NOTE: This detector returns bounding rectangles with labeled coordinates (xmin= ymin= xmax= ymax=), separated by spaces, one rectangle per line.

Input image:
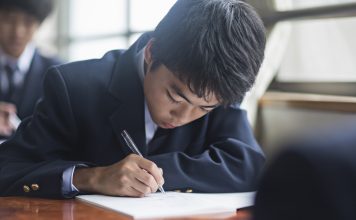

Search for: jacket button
xmin=185 ymin=188 xmax=193 ymax=193
xmin=31 ymin=184 xmax=40 ymax=191
xmin=23 ymin=185 xmax=30 ymax=193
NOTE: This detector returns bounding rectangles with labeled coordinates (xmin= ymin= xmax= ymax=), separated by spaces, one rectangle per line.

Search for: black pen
xmin=121 ymin=129 xmax=166 ymax=193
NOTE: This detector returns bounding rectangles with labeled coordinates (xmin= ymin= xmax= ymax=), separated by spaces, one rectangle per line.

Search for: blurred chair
xmin=253 ymin=122 xmax=356 ymax=220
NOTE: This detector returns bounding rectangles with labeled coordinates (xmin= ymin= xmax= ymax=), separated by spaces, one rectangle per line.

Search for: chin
xmin=6 ymin=45 xmax=25 ymax=57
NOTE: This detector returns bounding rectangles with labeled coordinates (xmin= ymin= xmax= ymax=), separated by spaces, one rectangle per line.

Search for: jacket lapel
xmin=108 ymin=34 xmax=152 ymax=156
xmin=12 ymin=51 xmax=43 ymax=117
xmin=110 ymin=101 xmax=146 ymax=156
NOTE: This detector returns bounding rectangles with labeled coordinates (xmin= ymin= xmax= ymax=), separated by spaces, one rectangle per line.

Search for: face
xmin=143 ymin=40 xmax=220 ymax=129
xmin=0 ymin=9 xmax=40 ymax=58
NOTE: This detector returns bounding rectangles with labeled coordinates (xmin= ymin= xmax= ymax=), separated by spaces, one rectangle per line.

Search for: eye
xmin=166 ymin=90 xmax=181 ymax=104
xmin=200 ymin=107 xmax=211 ymax=113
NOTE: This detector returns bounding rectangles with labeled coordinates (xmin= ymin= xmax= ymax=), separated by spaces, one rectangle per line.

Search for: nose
xmin=13 ymin=22 xmax=26 ymax=39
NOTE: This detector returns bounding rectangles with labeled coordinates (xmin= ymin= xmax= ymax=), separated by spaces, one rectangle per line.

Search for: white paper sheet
xmin=77 ymin=191 xmax=255 ymax=219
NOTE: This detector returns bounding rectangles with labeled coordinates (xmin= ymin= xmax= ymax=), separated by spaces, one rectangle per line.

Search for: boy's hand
xmin=0 ymin=102 xmax=17 ymax=136
xmin=73 ymin=154 xmax=164 ymax=197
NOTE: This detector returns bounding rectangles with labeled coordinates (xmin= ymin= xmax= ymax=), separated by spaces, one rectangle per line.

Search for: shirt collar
xmin=135 ymin=46 xmax=145 ymax=83
xmin=0 ymin=42 xmax=36 ymax=73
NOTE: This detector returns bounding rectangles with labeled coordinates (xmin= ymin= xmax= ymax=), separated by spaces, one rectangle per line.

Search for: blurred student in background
xmin=0 ymin=0 xmax=60 ymax=138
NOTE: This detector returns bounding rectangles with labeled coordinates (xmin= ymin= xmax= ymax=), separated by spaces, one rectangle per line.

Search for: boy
xmin=0 ymin=0 xmax=60 ymax=137
xmin=0 ymin=0 xmax=266 ymax=198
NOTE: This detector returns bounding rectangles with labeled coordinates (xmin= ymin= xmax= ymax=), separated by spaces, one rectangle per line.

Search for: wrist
xmin=73 ymin=167 xmax=102 ymax=193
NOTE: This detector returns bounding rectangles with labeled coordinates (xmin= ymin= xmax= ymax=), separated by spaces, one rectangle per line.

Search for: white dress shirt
xmin=135 ymin=47 xmax=158 ymax=144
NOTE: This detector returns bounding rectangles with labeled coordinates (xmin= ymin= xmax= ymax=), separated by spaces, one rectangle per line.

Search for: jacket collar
xmin=109 ymin=33 xmax=153 ymax=156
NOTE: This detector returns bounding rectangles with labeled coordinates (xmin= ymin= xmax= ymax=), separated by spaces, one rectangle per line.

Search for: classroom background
xmin=35 ymin=0 xmax=356 ymax=157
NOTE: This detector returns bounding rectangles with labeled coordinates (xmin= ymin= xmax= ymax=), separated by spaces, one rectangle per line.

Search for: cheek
xmin=191 ymin=110 xmax=206 ymax=122
xmin=146 ymin=89 xmax=169 ymax=116
xmin=26 ymin=27 xmax=37 ymax=39
xmin=155 ymin=97 xmax=174 ymax=116
xmin=189 ymin=107 xmax=210 ymax=121
xmin=170 ymin=105 xmax=206 ymax=123
xmin=149 ymin=86 xmax=171 ymax=108
xmin=0 ymin=25 xmax=10 ymax=37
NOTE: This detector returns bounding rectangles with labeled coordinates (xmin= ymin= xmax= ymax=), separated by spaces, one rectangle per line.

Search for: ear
xmin=144 ymin=38 xmax=155 ymax=67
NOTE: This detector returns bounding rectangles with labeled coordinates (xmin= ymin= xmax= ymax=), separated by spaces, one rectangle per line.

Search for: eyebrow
xmin=170 ymin=84 xmax=218 ymax=109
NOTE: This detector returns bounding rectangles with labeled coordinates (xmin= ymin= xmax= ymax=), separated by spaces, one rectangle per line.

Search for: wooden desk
xmin=0 ymin=197 xmax=252 ymax=220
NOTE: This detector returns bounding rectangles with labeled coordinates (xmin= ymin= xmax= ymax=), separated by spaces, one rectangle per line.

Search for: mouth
xmin=8 ymin=42 xmax=24 ymax=50
xmin=161 ymin=122 xmax=177 ymax=129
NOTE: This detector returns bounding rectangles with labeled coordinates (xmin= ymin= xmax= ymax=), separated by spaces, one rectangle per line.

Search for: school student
xmin=0 ymin=0 xmax=60 ymax=137
xmin=0 ymin=0 xmax=266 ymax=198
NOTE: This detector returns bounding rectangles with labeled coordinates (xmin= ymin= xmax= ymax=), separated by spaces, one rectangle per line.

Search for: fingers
xmin=88 ymin=155 xmax=165 ymax=197
xmin=114 ymin=171 xmax=154 ymax=196
xmin=0 ymin=113 xmax=14 ymax=136
xmin=0 ymin=102 xmax=17 ymax=114
xmin=127 ymin=186 xmax=145 ymax=197
xmin=135 ymin=169 xmax=159 ymax=193
xmin=0 ymin=102 xmax=17 ymax=136
xmin=136 ymin=157 xmax=165 ymax=187
xmin=0 ymin=126 xmax=12 ymax=136
xmin=131 ymin=175 xmax=155 ymax=195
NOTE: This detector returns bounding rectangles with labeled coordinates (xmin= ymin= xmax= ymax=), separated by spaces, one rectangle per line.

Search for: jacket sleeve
xmin=147 ymin=104 xmax=265 ymax=193
xmin=0 ymin=67 xmax=85 ymax=198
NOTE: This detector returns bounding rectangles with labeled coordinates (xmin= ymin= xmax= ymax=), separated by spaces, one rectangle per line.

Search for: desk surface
xmin=0 ymin=197 xmax=252 ymax=220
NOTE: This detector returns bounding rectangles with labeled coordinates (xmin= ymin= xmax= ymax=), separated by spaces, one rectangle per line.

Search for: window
xmin=272 ymin=0 xmax=356 ymax=82
xmin=33 ymin=5 xmax=59 ymax=56
xmin=275 ymin=0 xmax=356 ymax=11
xmin=58 ymin=0 xmax=177 ymax=61
xmin=277 ymin=18 xmax=356 ymax=82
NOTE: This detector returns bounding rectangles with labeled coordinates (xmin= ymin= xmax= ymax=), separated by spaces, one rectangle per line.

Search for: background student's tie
xmin=2 ymin=64 xmax=16 ymax=102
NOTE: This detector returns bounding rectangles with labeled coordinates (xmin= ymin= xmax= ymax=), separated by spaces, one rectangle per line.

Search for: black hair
xmin=0 ymin=0 xmax=54 ymax=22
xmin=151 ymin=0 xmax=266 ymax=105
